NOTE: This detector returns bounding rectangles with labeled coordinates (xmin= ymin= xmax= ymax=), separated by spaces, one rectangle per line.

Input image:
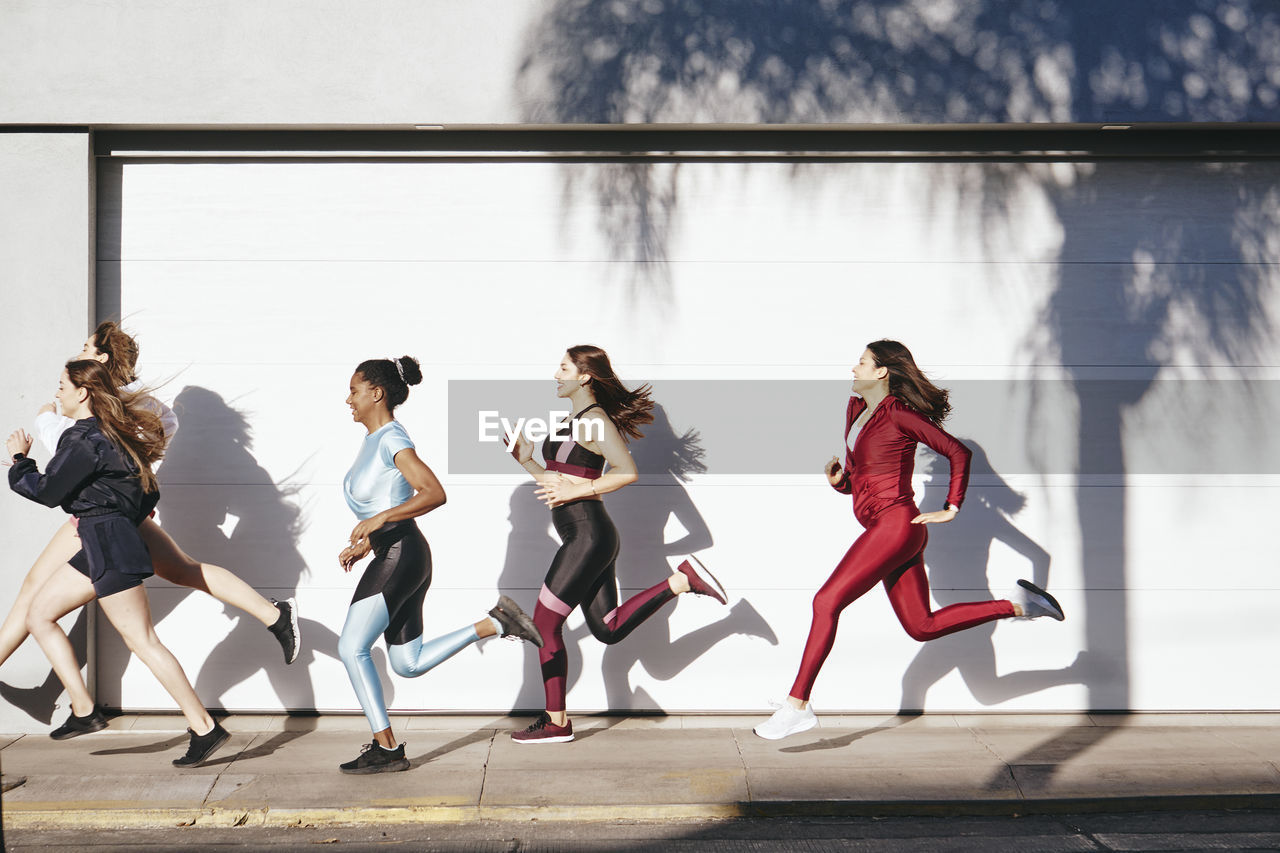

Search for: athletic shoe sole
xmin=50 ymin=713 xmax=108 ymax=741
xmin=1017 ymin=579 xmax=1065 ymax=621
xmin=679 ymin=555 xmax=728 ymax=604
xmin=491 ymin=595 xmax=544 ymax=648
xmin=340 ymin=758 xmax=411 ymax=774
xmin=173 ymin=726 xmax=230 ymax=768
xmin=512 ymin=732 xmax=575 ymax=744
xmin=274 ymin=597 xmax=301 ymax=664
xmin=753 ymin=714 xmax=818 ymax=741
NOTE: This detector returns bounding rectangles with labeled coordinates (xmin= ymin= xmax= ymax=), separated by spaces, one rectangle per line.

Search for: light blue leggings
xmin=338 ymin=593 xmax=499 ymax=733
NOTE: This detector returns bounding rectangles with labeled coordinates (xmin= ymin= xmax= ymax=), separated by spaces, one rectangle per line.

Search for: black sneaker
xmin=172 ymin=722 xmax=230 ymax=767
xmin=50 ymin=707 xmax=108 ymax=740
xmin=340 ymin=741 xmax=410 ymax=775
xmin=489 ymin=595 xmax=543 ymax=648
xmin=268 ymin=597 xmax=300 ymax=664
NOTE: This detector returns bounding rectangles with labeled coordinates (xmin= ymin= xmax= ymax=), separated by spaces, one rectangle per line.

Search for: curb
xmin=7 ymin=794 xmax=1280 ymax=830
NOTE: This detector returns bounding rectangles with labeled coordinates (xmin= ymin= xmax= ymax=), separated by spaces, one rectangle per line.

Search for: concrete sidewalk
xmin=3 ymin=712 xmax=1279 ymax=829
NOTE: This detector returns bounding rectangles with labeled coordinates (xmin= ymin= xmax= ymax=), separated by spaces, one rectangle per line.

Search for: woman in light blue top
xmin=336 ymin=355 xmax=542 ymax=775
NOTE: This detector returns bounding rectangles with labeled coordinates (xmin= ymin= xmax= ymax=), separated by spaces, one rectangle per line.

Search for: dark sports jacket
xmin=9 ymin=418 xmax=158 ymax=524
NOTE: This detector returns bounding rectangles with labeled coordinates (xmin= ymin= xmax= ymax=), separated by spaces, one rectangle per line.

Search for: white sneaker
xmin=1011 ymin=579 xmax=1065 ymax=621
xmin=753 ymin=702 xmax=817 ymax=740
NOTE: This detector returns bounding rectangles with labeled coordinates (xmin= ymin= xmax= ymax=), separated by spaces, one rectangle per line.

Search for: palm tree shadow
xmin=898 ymin=440 xmax=1084 ymax=714
xmin=517 ymin=0 xmax=1279 ymax=775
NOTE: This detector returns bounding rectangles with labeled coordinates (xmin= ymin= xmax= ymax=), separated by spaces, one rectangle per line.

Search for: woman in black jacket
xmin=7 ymin=360 xmax=229 ymax=767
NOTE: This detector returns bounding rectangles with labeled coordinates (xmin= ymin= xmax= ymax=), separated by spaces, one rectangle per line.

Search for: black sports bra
xmin=543 ymin=404 xmax=606 ymax=479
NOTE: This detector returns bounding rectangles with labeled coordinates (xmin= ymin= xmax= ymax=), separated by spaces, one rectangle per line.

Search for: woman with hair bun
xmin=7 ymin=360 xmax=229 ymax=767
xmin=337 ymin=356 xmax=542 ymax=774
xmin=754 ymin=340 xmax=1065 ymax=741
xmin=507 ymin=345 xmax=728 ymax=744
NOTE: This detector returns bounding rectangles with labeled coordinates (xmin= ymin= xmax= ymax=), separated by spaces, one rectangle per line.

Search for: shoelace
xmin=524 ymin=715 xmax=552 ymax=732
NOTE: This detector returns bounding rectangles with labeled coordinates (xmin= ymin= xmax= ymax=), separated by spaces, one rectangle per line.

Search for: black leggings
xmin=532 ymin=500 xmax=675 ymax=711
xmin=351 ymin=520 xmax=432 ymax=646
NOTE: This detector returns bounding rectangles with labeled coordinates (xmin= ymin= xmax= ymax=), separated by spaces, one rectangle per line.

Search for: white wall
xmin=0 ymin=133 xmax=95 ymax=733
xmin=3 ymin=1 xmax=1278 ymax=125
xmin=93 ymin=154 xmax=1280 ymax=715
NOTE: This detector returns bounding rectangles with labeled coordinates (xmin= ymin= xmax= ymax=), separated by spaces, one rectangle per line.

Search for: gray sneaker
xmin=489 ymin=595 xmax=543 ymax=648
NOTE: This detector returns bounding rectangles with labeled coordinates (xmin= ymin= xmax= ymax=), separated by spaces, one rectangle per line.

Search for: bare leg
xmin=0 ymin=522 xmax=81 ymax=668
xmin=139 ymin=518 xmax=279 ymax=626
xmin=95 ymin=584 xmax=215 ymax=735
xmin=24 ymin=564 xmax=97 ymax=717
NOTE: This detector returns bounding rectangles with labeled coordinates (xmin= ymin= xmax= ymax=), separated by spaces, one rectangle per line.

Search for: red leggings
xmin=790 ymin=504 xmax=1015 ymax=701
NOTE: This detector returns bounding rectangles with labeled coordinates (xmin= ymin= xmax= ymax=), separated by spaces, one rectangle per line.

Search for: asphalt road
xmin=7 ymin=808 xmax=1280 ymax=851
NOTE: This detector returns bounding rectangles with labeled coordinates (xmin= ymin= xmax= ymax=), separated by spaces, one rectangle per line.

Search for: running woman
xmin=338 ymin=356 xmax=542 ymax=774
xmin=0 ymin=323 xmax=297 ymax=738
xmin=754 ymin=340 xmax=1064 ymax=740
xmin=507 ymin=345 xmax=727 ymax=744
xmin=7 ymin=360 xmax=230 ymax=766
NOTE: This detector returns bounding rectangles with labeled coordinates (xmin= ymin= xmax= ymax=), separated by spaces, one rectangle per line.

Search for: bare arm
xmin=536 ymin=414 xmax=637 ymax=507
xmin=341 ymin=448 xmax=447 ymax=570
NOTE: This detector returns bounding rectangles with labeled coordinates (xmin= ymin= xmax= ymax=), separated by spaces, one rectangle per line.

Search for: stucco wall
xmin=0 ymin=132 xmax=95 ymax=733
xmin=2 ymin=1 xmax=1278 ymax=126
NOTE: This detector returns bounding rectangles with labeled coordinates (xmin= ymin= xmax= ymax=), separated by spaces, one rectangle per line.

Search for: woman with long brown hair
xmin=0 ymin=322 xmax=297 ymax=737
xmin=7 ymin=360 xmax=229 ymax=766
xmin=754 ymin=340 xmax=1064 ymax=740
xmin=507 ymin=345 xmax=727 ymax=744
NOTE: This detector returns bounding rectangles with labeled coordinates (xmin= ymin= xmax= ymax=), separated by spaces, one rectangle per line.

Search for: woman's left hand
xmin=349 ymin=514 xmax=385 ymax=548
xmin=535 ymin=473 xmax=584 ymax=508
xmin=911 ymin=508 xmax=958 ymax=525
xmin=6 ymin=429 xmax=32 ymax=459
xmin=339 ymin=541 xmax=371 ymax=572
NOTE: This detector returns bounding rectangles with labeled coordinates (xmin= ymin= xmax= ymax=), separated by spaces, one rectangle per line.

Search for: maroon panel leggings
xmin=790 ymin=504 xmax=1015 ymax=701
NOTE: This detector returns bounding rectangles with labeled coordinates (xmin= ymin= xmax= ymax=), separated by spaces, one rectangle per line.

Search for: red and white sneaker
xmin=677 ymin=556 xmax=727 ymax=604
xmin=511 ymin=712 xmax=575 ymax=744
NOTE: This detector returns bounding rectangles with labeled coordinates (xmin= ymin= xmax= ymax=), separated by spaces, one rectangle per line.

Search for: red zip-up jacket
xmin=830 ymin=395 xmax=971 ymax=526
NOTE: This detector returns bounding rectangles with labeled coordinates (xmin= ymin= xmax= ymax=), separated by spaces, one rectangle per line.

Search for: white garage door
xmin=94 ymin=148 xmax=1280 ymax=714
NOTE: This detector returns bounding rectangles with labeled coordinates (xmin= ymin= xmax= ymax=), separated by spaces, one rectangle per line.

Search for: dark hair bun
xmin=395 ymin=356 xmax=423 ymax=387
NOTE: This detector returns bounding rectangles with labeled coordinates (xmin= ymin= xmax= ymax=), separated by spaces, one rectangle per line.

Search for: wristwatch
xmin=11 ymin=452 xmax=26 ymax=463
xmin=944 ymin=502 xmax=959 ymax=513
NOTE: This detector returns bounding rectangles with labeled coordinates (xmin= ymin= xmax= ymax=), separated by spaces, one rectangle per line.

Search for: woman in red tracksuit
xmin=754 ymin=340 xmax=1064 ymax=740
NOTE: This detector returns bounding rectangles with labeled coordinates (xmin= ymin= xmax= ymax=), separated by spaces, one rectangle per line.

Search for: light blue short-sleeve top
xmin=343 ymin=420 xmax=415 ymax=520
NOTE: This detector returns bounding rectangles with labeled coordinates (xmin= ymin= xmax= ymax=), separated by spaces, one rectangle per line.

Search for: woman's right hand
xmin=6 ymin=429 xmax=32 ymax=459
xmin=510 ymin=433 xmax=534 ymax=466
xmin=824 ymin=456 xmax=843 ymax=485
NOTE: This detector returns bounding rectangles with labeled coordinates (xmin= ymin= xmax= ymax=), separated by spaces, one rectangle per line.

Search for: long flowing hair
xmin=866 ymin=339 xmax=952 ymax=425
xmin=66 ymin=359 xmax=166 ymax=492
xmin=92 ymin=321 xmax=140 ymax=387
xmin=567 ymin=344 xmax=654 ymax=440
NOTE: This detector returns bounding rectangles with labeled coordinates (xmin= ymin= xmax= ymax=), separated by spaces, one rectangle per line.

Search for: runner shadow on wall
xmin=0 ymin=613 xmax=88 ymax=724
xmin=897 ymin=441 xmax=1086 ymax=715
xmin=102 ymin=386 xmax=389 ymax=716
xmin=498 ymin=405 xmax=777 ymax=714
xmin=497 ymin=482 xmax=584 ymax=713
xmin=603 ymin=405 xmax=777 ymax=712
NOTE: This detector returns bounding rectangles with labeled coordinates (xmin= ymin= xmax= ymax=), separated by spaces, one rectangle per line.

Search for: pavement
xmin=2 ymin=712 xmax=1279 ymax=830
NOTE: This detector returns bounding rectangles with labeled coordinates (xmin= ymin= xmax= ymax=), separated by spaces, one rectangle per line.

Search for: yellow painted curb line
xmin=3 ymin=802 xmax=750 ymax=830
